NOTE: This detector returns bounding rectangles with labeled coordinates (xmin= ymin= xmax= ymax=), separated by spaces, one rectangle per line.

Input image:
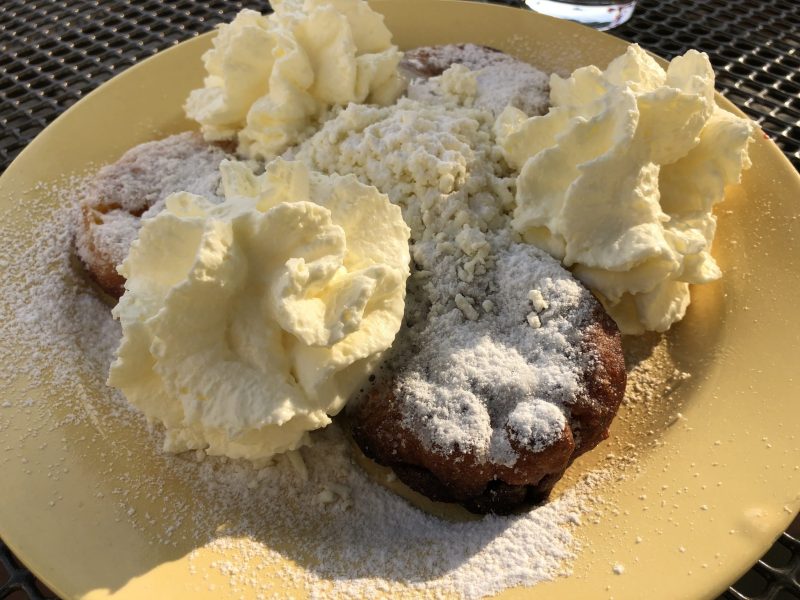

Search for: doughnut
xmin=75 ymin=132 xmax=228 ymax=298
xmin=402 ymin=43 xmax=551 ymax=116
xmin=348 ymin=243 xmax=626 ymax=514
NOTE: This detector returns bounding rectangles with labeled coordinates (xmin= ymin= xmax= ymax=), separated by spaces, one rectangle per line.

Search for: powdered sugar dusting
xmin=392 ymin=241 xmax=590 ymax=465
xmin=74 ymin=132 xmax=227 ymax=272
xmin=0 ymin=177 xmax=602 ymax=599
xmin=401 ymin=43 xmax=517 ymax=76
xmin=474 ymin=61 xmax=550 ymax=116
xmin=81 ymin=209 xmax=140 ymax=275
xmin=0 ymin=180 xmax=685 ymax=597
xmin=0 ymin=185 xmax=124 ymax=394
xmin=0 ymin=26 xmax=695 ymax=598
xmin=403 ymin=44 xmax=550 ymax=117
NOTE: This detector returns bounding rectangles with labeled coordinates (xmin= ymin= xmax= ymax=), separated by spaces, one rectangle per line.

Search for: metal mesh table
xmin=0 ymin=1 xmax=798 ymax=599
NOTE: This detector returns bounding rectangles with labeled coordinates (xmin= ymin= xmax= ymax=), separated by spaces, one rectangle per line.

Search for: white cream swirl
xmin=108 ymin=159 xmax=410 ymax=462
xmin=496 ymin=44 xmax=754 ymax=333
xmin=184 ymin=0 xmax=405 ymax=160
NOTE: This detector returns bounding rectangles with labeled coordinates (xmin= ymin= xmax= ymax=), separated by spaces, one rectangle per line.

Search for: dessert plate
xmin=0 ymin=1 xmax=798 ymax=599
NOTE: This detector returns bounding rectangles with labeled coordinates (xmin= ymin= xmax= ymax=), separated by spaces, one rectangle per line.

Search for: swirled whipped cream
xmin=184 ymin=0 xmax=405 ymax=160
xmin=496 ymin=44 xmax=754 ymax=333
xmin=108 ymin=159 xmax=410 ymax=462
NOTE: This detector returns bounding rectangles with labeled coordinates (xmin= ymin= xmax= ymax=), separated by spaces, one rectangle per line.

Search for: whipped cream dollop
xmin=185 ymin=0 xmax=405 ymax=160
xmin=496 ymin=44 xmax=754 ymax=333
xmin=108 ymin=159 xmax=410 ymax=462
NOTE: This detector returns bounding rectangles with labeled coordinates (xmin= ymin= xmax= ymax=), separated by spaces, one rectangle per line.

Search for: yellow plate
xmin=0 ymin=1 xmax=798 ymax=598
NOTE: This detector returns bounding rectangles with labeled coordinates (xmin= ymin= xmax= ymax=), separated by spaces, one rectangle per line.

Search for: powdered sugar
xmin=0 ymin=190 xmax=124 ymax=394
xmin=74 ymin=132 xmax=227 ymax=273
xmin=474 ymin=61 xmax=550 ymax=116
xmin=388 ymin=240 xmax=590 ymax=465
xmin=79 ymin=132 xmax=226 ymax=215
xmin=82 ymin=209 xmax=140 ymax=274
xmin=0 ymin=188 xmax=606 ymax=599
xmin=403 ymin=44 xmax=550 ymax=117
xmin=0 ymin=42 xmax=630 ymax=599
xmin=401 ymin=43 xmax=520 ymax=76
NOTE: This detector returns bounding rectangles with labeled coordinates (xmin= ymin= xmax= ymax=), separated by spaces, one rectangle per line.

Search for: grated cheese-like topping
xmin=294 ymin=95 xmax=515 ymax=245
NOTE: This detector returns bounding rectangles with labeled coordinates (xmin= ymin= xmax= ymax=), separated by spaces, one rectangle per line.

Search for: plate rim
xmin=0 ymin=2 xmax=798 ymax=599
